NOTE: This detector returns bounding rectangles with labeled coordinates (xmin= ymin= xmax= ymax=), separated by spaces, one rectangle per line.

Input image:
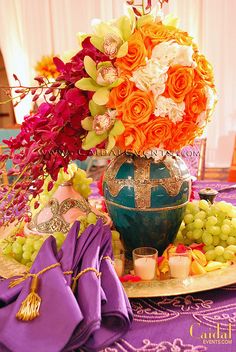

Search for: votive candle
xmin=169 ymin=254 xmax=191 ymax=279
xmin=134 ymin=257 xmax=156 ymax=280
xmin=133 ymin=247 xmax=158 ymax=281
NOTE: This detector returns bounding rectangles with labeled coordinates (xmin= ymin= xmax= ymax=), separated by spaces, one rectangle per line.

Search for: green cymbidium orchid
xmin=81 ymin=100 xmax=125 ymax=152
xmin=90 ymin=15 xmax=134 ymax=59
xmin=75 ymin=56 xmax=123 ymax=105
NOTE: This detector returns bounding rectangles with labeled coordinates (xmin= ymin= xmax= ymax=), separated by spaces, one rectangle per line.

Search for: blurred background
xmin=0 ymin=0 xmax=235 ymax=181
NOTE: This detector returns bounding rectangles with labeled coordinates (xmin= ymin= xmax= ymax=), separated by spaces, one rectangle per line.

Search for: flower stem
xmin=0 ymin=165 xmax=29 ymax=204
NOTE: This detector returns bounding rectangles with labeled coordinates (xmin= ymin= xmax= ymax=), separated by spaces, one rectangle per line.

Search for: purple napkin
xmin=65 ymin=220 xmax=133 ymax=352
xmin=83 ymin=226 xmax=133 ymax=351
xmin=0 ymin=276 xmax=24 ymax=306
xmin=0 ymin=220 xmax=133 ymax=352
xmin=0 ymin=236 xmax=83 ymax=352
xmin=58 ymin=221 xmax=97 ymax=286
xmin=63 ymin=219 xmax=106 ymax=351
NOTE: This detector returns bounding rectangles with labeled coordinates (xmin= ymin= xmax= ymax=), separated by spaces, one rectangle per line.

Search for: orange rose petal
xmin=115 ymin=31 xmax=147 ymax=73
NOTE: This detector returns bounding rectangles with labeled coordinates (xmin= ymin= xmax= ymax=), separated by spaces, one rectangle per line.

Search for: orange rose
xmin=185 ymin=82 xmax=207 ymax=119
xmin=139 ymin=23 xmax=176 ymax=54
xmin=173 ymin=30 xmax=193 ymax=46
xmin=194 ymin=54 xmax=215 ymax=88
xmin=166 ymin=121 xmax=199 ymax=151
xmin=164 ymin=66 xmax=194 ymax=103
xmin=107 ymin=77 xmax=136 ymax=109
xmin=116 ymin=124 xmax=146 ymax=154
xmin=115 ymin=31 xmax=147 ymax=73
xmin=144 ymin=117 xmax=173 ymax=150
xmin=120 ymin=90 xmax=155 ymax=125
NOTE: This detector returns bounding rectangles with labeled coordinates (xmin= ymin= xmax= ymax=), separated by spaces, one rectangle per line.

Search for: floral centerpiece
xmin=0 ymin=0 xmax=216 ymax=233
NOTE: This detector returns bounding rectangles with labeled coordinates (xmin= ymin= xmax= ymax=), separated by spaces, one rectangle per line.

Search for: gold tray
xmin=1 ymin=253 xmax=235 ymax=299
xmin=122 ymin=263 xmax=236 ymax=298
xmin=0 ymin=253 xmax=28 ymax=279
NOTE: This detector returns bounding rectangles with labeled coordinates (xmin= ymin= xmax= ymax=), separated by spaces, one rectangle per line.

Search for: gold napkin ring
xmin=102 ymin=256 xmax=114 ymax=265
xmin=71 ymin=267 xmax=101 ymax=292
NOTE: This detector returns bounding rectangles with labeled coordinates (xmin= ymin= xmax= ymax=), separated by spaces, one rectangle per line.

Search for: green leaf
xmin=106 ymin=135 xmax=116 ymax=152
xmin=109 ymin=119 xmax=125 ymax=136
xmin=82 ymin=131 xmax=108 ymax=150
xmin=84 ymin=56 xmax=97 ymax=81
xmin=117 ymin=16 xmax=132 ymax=41
xmin=75 ymin=78 xmax=100 ymax=91
xmin=136 ymin=14 xmax=155 ymax=29
xmin=81 ymin=116 xmax=93 ymax=131
xmin=108 ymin=78 xmax=124 ymax=89
xmin=116 ymin=42 xmax=128 ymax=58
xmin=92 ymin=87 xmax=110 ymax=105
xmin=89 ymin=100 xmax=106 ymax=117
xmin=90 ymin=36 xmax=104 ymax=52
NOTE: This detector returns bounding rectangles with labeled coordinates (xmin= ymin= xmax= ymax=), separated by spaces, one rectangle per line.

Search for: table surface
xmin=100 ymin=181 xmax=236 ymax=352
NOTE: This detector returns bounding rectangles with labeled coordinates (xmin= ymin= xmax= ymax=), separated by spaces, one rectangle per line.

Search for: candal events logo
xmin=190 ymin=322 xmax=233 ymax=345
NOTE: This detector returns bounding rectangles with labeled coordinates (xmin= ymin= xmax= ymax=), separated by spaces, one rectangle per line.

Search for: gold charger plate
xmin=1 ymin=253 xmax=235 ymax=299
xmin=122 ymin=263 xmax=236 ymax=298
xmin=0 ymin=253 xmax=27 ymax=279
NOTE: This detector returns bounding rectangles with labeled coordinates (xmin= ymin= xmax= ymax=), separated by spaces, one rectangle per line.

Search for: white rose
xmin=168 ymin=101 xmax=185 ymax=124
xmin=131 ymin=59 xmax=168 ymax=95
xmin=172 ymin=45 xmax=195 ymax=67
xmin=152 ymin=41 xmax=195 ymax=67
xmin=152 ymin=41 xmax=178 ymax=66
xmin=154 ymin=95 xmax=185 ymax=123
xmin=154 ymin=95 xmax=171 ymax=117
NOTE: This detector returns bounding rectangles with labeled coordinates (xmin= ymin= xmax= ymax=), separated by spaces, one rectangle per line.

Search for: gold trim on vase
xmin=103 ymin=153 xmax=191 ymax=209
xmin=105 ymin=199 xmax=189 ymax=212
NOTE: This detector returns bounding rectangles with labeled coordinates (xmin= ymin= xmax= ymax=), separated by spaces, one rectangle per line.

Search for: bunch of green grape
xmin=77 ymin=212 xmax=98 ymax=236
xmin=176 ymin=200 xmax=236 ymax=263
xmin=1 ymin=232 xmax=65 ymax=268
xmin=1 ymin=213 xmax=121 ymax=268
xmin=78 ymin=213 xmax=122 ymax=255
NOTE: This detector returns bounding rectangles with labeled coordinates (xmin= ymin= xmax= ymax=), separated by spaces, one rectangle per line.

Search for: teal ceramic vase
xmin=103 ymin=152 xmax=191 ymax=258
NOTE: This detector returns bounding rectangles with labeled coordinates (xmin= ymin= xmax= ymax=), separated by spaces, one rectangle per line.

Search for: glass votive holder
xmin=168 ymin=252 xmax=191 ymax=279
xmin=114 ymin=252 xmax=125 ymax=277
xmin=133 ymin=247 xmax=158 ymax=281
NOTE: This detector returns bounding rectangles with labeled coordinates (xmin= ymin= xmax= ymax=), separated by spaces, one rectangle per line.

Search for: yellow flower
xmin=35 ymin=55 xmax=59 ymax=79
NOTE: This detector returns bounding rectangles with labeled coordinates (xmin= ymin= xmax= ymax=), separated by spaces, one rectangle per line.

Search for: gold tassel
xmin=16 ymin=275 xmax=41 ymax=321
xmin=9 ymin=274 xmax=29 ymax=288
